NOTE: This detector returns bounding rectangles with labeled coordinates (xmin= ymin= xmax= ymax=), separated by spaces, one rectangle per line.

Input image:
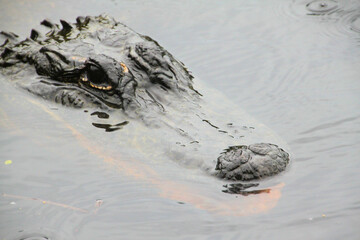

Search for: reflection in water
xmin=222 ymin=183 xmax=271 ymax=195
xmin=23 ymin=97 xmax=284 ymax=217
xmin=2 ymin=193 xmax=88 ymax=213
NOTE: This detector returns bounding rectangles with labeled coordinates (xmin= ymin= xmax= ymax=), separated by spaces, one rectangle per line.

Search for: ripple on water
xmin=18 ymin=236 xmax=49 ymax=240
xmin=306 ymin=0 xmax=338 ymax=15
xmin=295 ymin=0 xmax=360 ymax=38
xmin=350 ymin=15 xmax=360 ymax=32
xmin=270 ymin=0 xmax=340 ymax=21
xmin=4 ymin=228 xmax=71 ymax=240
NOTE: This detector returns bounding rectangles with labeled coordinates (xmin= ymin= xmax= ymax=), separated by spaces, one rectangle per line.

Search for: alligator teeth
xmin=120 ymin=62 xmax=128 ymax=73
xmin=89 ymin=82 xmax=112 ymax=90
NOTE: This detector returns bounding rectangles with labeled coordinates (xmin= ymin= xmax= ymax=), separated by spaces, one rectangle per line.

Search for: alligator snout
xmin=215 ymin=143 xmax=290 ymax=181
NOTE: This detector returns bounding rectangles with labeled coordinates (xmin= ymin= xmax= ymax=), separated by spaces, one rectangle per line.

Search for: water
xmin=0 ymin=0 xmax=360 ymax=239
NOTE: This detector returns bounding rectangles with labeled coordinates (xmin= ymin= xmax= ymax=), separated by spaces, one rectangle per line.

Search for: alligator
xmin=0 ymin=15 xmax=289 ymax=181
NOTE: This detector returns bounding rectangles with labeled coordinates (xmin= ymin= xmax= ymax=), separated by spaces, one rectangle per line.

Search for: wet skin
xmin=0 ymin=15 xmax=289 ymax=181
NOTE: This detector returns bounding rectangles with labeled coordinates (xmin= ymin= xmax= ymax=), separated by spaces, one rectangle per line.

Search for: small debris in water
xmin=4 ymin=160 xmax=12 ymax=165
xmin=95 ymin=199 xmax=103 ymax=208
xmin=319 ymin=2 xmax=327 ymax=8
xmin=10 ymin=201 xmax=16 ymax=205
xmin=94 ymin=199 xmax=104 ymax=214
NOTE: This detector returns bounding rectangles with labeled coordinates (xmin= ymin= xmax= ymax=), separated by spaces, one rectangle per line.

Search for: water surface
xmin=0 ymin=0 xmax=359 ymax=239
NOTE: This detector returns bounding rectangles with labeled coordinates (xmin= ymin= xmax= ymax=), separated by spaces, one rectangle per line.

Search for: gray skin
xmin=0 ymin=15 xmax=289 ymax=181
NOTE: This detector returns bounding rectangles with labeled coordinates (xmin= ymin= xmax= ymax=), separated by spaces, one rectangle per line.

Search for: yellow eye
xmin=81 ymin=64 xmax=113 ymax=91
xmin=120 ymin=62 xmax=128 ymax=73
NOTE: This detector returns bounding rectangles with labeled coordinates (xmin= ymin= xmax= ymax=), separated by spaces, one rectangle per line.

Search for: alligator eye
xmin=88 ymin=65 xmax=105 ymax=84
xmin=82 ymin=64 xmax=112 ymax=90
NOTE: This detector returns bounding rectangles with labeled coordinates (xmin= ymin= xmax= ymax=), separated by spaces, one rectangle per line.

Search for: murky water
xmin=1 ymin=0 xmax=360 ymax=239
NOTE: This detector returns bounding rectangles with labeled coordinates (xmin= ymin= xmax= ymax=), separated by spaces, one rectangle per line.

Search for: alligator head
xmin=0 ymin=15 xmax=290 ymax=182
xmin=0 ymin=15 xmax=197 ymax=110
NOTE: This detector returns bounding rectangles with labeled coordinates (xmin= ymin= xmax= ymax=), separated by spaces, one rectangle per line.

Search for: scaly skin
xmin=0 ymin=15 xmax=289 ymax=181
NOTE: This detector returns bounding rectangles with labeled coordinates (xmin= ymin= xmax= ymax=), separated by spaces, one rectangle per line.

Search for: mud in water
xmin=1 ymin=0 xmax=360 ymax=239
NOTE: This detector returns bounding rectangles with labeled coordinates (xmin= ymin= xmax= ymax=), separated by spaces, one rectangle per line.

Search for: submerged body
xmin=0 ymin=15 xmax=289 ymax=181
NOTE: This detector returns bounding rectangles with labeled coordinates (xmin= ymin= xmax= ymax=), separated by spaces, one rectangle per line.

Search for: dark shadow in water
xmin=92 ymin=121 xmax=129 ymax=132
xmin=222 ymin=183 xmax=271 ymax=196
xmin=91 ymin=111 xmax=110 ymax=119
xmin=202 ymin=119 xmax=219 ymax=129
